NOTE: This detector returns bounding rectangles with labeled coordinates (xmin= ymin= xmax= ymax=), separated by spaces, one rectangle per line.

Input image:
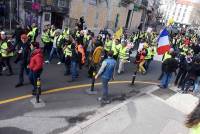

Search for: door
xmin=51 ymin=12 xmax=64 ymax=29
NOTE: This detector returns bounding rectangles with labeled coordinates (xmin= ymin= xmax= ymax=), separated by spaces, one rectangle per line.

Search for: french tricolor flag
xmin=157 ymin=28 xmax=171 ymax=55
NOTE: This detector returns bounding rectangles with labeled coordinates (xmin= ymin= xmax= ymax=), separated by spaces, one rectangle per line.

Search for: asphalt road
xmin=0 ymin=58 xmax=167 ymax=134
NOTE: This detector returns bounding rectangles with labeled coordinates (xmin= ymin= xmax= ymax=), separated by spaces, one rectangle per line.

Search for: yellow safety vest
xmin=64 ymin=44 xmax=72 ymax=57
xmin=27 ymin=27 xmax=37 ymax=42
xmin=180 ymin=47 xmax=188 ymax=56
xmin=56 ymin=35 xmax=64 ymax=48
xmin=41 ymin=31 xmax=51 ymax=43
xmin=105 ymin=39 xmax=112 ymax=51
xmin=0 ymin=41 xmax=13 ymax=57
xmin=50 ymin=29 xmax=55 ymax=38
xmin=145 ymin=47 xmax=152 ymax=60
xmin=63 ymin=29 xmax=70 ymax=39
xmin=119 ymin=46 xmax=128 ymax=60
xmin=162 ymin=52 xmax=171 ymax=61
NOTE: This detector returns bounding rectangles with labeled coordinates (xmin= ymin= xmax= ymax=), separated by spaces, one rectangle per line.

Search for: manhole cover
xmin=151 ymin=88 xmax=176 ymax=100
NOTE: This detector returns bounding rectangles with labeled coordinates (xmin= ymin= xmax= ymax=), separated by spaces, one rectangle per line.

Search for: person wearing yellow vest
xmin=62 ymin=27 xmax=70 ymax=40
xmin=117 ymin=40 xmax=129 ymax=74
xmin=112 ymin=39 xmax=121 ymax=60
xmin=45 ymin=29 xmax=63 ymax=64
xmin=186 ymin=101 xmax=200 ymax=134
xmin=41 ymin=28 xmax=51 ymax=56
xmin=104 ymin=35 xmax=112 ymax=58
xmin=0 ymin=31 xmax=14 ymax=76
xmin=144 ymin=44 xmax=153 ymax=71
xmin=158 ymin=48 xmax=174 ymax=80
xmin=63 ymin=39 xmax=72 ymax=76
xmin=50 ymin=25 xmax=56 ymax=42
xmin=27 ymin=23 xmax=38 ymax=42
xmin=180 ymin=44 xmax=189 ymax=56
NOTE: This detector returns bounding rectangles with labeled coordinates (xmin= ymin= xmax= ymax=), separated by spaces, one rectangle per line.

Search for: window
xmin=58 ymin=0 xmax=66 ymax=7
xmin=89 ymin=0 xmax=97 ymax=5
xmin=44 ymin=13 xmax=50 ymax=21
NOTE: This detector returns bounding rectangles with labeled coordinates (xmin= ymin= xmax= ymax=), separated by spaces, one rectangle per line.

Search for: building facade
xmin=0 ymin=0 xmax=160 ymax=33
xmin=161 ymin=0 xmax=200 ymax=26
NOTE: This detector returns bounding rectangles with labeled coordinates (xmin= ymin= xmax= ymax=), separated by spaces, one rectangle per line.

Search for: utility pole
xmin=94 ymin=0 xmax=100 ymax=28
xmin=106 ymin=0 xmax=112 ymax=29
xmin=9 ymin=0 xmax=12 ymax=31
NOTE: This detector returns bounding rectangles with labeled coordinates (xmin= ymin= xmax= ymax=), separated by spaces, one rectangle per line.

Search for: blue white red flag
xmin=157 ymin=28 xmax=170 ymax=55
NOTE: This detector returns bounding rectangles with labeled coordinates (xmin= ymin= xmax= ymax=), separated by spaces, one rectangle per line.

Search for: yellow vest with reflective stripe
xmin=0 ymin=41 xmax=13 ymax=57
xmin=163 ymin=52 xmax=171 ymax=61
xmin=64 ymin=45 xmax=72 ymax=57
xmin=50 ymin=29 xmax=55 ymax=38
xmin=56 ymin=35 xmax=63 ymax=48
xmin=119 ymin=46 xmax=128 ymax=59
xmin=145 ymin=48 xmax=152 ymax=60
xmin=41 ymin=31 xmax=51 ymax=43
xmin=180 ymin=47 xmax=188 ymax=56
xmin=63 ymin=29 xmax=70 ymax=39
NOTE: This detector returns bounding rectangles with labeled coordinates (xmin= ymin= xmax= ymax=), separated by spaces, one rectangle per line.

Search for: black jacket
xmin=15 ymin=42 xmax=31 ymax=65
xmin=163 ymin=58 xmax=178 ymax=73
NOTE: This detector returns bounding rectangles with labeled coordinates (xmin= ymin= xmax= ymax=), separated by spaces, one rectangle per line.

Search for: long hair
xmin=186 ymin=101 xmax=200 ymax=128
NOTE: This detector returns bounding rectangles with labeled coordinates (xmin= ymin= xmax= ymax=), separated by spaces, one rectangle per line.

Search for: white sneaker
xmin=45 ymin=60 xmax=50 ymax=64
xmin=2 ymin=66 xmax=7 ymax=71
xmin=57 ymin=62 xmax=61 ymax=65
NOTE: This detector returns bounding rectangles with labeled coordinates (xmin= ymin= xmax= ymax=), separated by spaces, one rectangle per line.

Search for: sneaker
xmin=15 ymin=83 xmax=23 ymax=88
xmin=57 ymin=62 xmax=61 ymax=65
xmin=2 ymin=66 xmax=7 ymax=71
xmin=45 ymin=60 xmax=50 ymax=64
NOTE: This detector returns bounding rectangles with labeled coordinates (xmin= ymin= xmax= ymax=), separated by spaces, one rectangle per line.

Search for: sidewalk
xmin=62 ymin=85 xmax=199 ymax=134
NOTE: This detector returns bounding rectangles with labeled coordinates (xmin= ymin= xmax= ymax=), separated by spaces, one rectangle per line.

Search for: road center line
xmin=0 ymin=80 xmax=159 ymax=105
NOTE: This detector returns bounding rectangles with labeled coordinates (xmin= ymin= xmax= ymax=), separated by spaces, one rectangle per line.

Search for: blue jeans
xmin=161 ymin=72 xmax=172 ymax=88
xmin=102 ymin=78 xmax=110 ymax=99
xmin=194 ymin=76 xmax=200 ymax=93
xmin=71 ymin=61 xmax=78 ymax=80
xmin=49 ymin=47 xmax=61 ymax=62
xmin=29 ymin=69 xmax=42 ymax=90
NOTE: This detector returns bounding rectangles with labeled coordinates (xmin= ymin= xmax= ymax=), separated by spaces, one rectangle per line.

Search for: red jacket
xmin=29 ymin=48 xmax=44 ymax=72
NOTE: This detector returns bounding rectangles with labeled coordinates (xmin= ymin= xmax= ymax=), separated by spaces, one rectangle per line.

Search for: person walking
xmin=159 ymin=52 xmax=178 ymax=89
xmin=15 ymin=34 xmax=31 ymax=87
xmin=45 ymin=29 xmax=63 ymax=64
xmin=117 ymin=40 xmax=128 ymax=74
xmin=28 ymin=42 xmax=44 ymax=95
xmin=95 ymin=51 xmax=116 ymax=103
xmin=0 ymin=31 xmax=14 ymax=76
xmin=68 ymin=42 xmax=79 ymax=82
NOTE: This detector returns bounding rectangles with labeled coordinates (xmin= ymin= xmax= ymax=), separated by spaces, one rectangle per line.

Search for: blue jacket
xmin=101 ymin=58 xmax=116 ymax=80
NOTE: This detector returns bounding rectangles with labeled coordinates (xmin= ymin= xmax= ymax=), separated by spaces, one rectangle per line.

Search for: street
xmin=0 ymin=59 xmax=196 ymax=134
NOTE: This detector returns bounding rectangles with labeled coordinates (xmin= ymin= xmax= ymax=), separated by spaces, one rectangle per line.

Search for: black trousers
xmin=1 ymin=57 xmax=13 ymax=74
xmin=174 ymin=69 xmax=187 ymax=87
xmin=64 ymin=57 xmax=71 ymax=75
xmin=43 ymin=42 xmax=52 ymax=57
xmin=18 ymin=63 xmax=29 ymax=84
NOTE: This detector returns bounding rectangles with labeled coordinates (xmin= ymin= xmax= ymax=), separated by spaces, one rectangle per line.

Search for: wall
xmin=69 ymin=0 xmax=142 ymax=32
